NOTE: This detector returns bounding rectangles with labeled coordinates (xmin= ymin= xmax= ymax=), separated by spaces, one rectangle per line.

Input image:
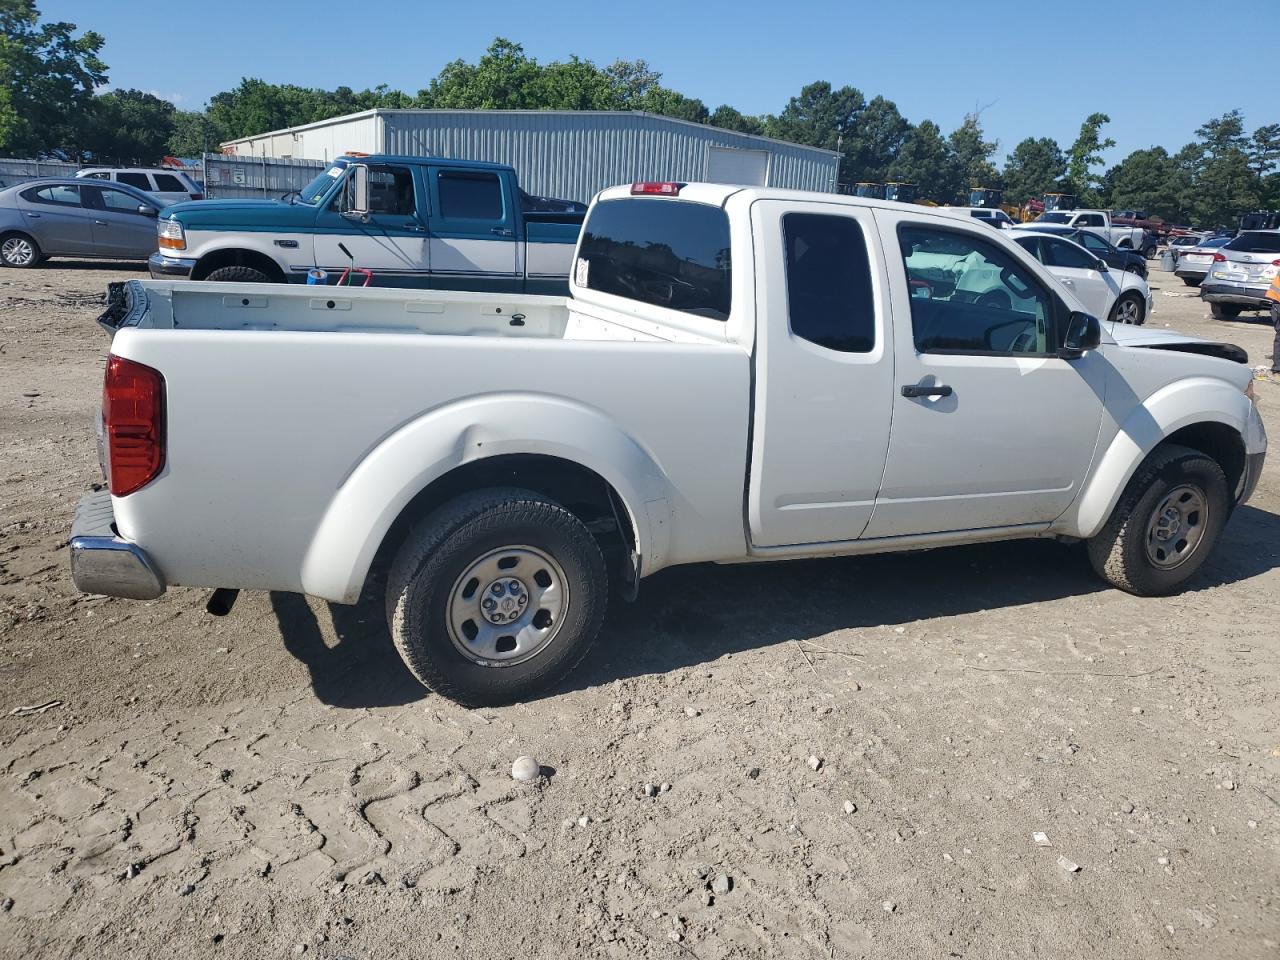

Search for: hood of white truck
xmin=1108 ymin=323 xmax=1249 ymax=364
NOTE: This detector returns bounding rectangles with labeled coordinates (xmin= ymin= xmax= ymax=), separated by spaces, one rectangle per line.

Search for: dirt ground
xmin=0 ymin=258 xmax=1277 ymax=960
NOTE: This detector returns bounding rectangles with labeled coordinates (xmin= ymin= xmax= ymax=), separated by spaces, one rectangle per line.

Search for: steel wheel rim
xmin=1117 ymin=297 xmax=1140 ymax=324
xmin=445 ymin=545 xmax=568 ymax=667
xmin=1144 ymin=484 xmax=1208 ymax=570
xmin=2 ymin=238 xmax=34 ymax=266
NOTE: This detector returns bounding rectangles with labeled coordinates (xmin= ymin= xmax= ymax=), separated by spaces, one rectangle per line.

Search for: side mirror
xmin=341 ymin=164 xmax=369 ymax=221
xmin=1095 ymin=258 xmax=1109 ymax=273
xmin=1058 ymin=311 xmax=1101 ymax=359
xmin=138 ymin=204 xmax=156 ymax=217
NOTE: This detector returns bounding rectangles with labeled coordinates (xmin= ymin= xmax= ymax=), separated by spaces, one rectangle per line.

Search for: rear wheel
xmin=1087 ymin=444 xmax=1230 ymax=596
xmin=1110 ymin=291 xmax=1145 ymax=325
xmin=1210 ymin=303 xmax=1241 ymax=320
xmin=0 ymin=233 xmax=41 ymax=268
xmin=1182 ymin=277 xmax=1200 ymax=287
xmin=204 ymin=264 xmax=275 ymax=283
xmin=386 ymin=488 xmax=608 ymax=706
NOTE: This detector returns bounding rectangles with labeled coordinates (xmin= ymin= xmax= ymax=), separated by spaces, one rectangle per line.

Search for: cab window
xmin=784 ymin=213 xmax=875 ymax=352
xmin=437 ymin=170 xmax=502 ymax=220
xmin=899 ymin=225 xmax=1057 ymax=355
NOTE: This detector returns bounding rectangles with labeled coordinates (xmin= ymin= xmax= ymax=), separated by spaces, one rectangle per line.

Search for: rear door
xmin=1038 ymin=236 xmax=1117 ymax=318
xmin=17 ymin=184 xmax=95 ymax=255
xmin=313 ymin=162 xmax=429 ymax=281
xmin=863 ymin=213 xmax=1106 ymax=538
xmin=81 ymin=185 xmax=160 ymax=258
xmin=747 ymin=199 xmax=896 ymax=546
xmin=426 ymin=166 xmax=520 ymax=290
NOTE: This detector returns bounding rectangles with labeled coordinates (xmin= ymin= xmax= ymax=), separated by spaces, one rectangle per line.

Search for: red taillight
xmin=190 ymin=193 xmax=203 ymax=201
xmin=631 ymin=181 xmax=684 ymax=196
xmin=1212 ymin=253 xmax=1227 ymax=262
xmin=104 ymin=355 xmax=165 ymax=497
xmin=1272 ymin=259 xmax=1280 ymax=267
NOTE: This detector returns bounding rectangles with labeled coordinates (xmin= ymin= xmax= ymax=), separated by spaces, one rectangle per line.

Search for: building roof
xmin=220 ymin=108 xmax=837 ymax=159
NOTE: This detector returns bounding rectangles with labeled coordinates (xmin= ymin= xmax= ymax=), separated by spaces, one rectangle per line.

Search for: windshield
xmin=1037 ymin=212 xmax=1071 ymax=224
xmin=297 ymin=161 xmax=348 ymax=204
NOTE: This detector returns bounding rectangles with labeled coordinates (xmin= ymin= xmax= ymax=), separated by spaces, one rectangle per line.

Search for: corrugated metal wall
xmin=379 ymin=111 xmax=838 ymax=202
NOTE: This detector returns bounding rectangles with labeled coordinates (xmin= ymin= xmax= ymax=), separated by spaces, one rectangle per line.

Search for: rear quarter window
xmin=576 ymin=198 xmax=731 ymax=321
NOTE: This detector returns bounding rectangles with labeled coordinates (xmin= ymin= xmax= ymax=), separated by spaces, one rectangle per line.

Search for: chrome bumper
xmin=148 ymin=252 xmax=195 ymax=279
xmin=69 ymin=489 xmax=165 ymax=600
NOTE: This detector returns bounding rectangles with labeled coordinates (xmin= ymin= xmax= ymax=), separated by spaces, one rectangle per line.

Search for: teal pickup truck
xmin=149 ymin=155 xmax=585 ymax=292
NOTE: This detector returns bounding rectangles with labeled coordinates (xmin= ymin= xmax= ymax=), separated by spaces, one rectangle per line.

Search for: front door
xmin=862 ymin=213 xmax=1107 ymax=539
xmin=747 ymin=199 xmax=896 ymax=547
xmin=1038 ymin=235 xmax=1118 ymax=319
xmin=425 ymin=166 xmax=519 ymax=290
xmin=81 ymin=185 xmax=160 ymax=258
xmin=313 ymin=162 xmax=429 ymax=282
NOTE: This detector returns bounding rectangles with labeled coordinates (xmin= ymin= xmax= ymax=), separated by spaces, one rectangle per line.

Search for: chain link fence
xmin=0 ymin=157 xmax=84 ymax=187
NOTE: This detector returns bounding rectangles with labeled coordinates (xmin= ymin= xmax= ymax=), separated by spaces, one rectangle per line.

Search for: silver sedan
xmin=0 ymin=178 xmax=172 ymax=268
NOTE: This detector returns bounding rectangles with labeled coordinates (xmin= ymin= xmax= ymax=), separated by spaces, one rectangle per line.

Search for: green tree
xmin=1104 ymin=147 xmax=1191 ymax=221
xmin=1247 ymin=122 xmax=1280 ymax=179
xmin=948 ymin=113 xmax=999 ymax=190
xmin=764 ymin=81 xmax=865 ymax=182
xmin=419 ymin=38 xmax=540 ymax=109
xmin=888 ymin=120 xmax=957 ymax=203
xmin=1195 ymin=109 xmax=1247 ymax=158
xmin=85 ymin=88 xmax=176 ymax=163
xmin=168 ymin=109 xmax=226 ymax=158
xmin=843 ymin=95 xmax=910 ymax=183
xmin=1001 ymin=136 xmax=1067 ymax=205
xmin=709 ymin=105 xmax=764 ymax=136
xmin=1066 ymin=112 xmax=1115 ymax=202
xmin=0 ymin=0 xmax=106 ymax=156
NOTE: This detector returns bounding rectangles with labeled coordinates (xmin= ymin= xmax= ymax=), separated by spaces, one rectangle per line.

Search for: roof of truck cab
xmin=342 ymin=154 xmax=516 ymax=173
xmin=593 ymin=182 xmax=977 ymax=223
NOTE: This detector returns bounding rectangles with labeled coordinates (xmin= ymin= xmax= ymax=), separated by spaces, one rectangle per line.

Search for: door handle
xmin=93 ymin=220 xmax=108 ymax=226
xmin=901 ymin=384 xmax=953 ymax=398
xmin=1061 ymin=278 xmax=1074 ymax=286
xmin=491 ymin=227 xmax=514 ymax=237
xmin=404 ymin=222 xmax=425 ymax=232
xmin=25 ymin=212 xmax=40 ymax=218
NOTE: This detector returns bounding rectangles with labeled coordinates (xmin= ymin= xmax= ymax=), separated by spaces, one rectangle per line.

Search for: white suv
xmin=76 ymin=168 xmax=203 ymax=204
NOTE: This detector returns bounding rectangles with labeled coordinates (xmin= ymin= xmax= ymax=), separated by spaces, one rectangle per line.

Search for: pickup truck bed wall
xmin=108 ymin=281 xmax=750 ymax=599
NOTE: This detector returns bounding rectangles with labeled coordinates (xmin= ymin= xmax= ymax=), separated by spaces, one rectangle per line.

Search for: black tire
xmin=0 ymin=233 xmax=42 ymax=268
xmin=1181 ymin=277 xmax=1200 ymax=287
xmin=1086 ymin=444 xmax=1231 ymax=596
xmin=1143 ymin=246 xmax=1157 ymax=260
xmin=1109 ymin=290 xmax=1146 ymax=325
xmin=1210 ymin=303 xmax=1241 ymax=320
xmin=385 ymin=487 xmax=607 ymax=706
xmin=203 ymin=264 xmax=276 ymax=283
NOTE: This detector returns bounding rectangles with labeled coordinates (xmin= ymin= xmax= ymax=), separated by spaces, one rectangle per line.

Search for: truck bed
xmin=99 ymin=280 xmax=752 ymax=598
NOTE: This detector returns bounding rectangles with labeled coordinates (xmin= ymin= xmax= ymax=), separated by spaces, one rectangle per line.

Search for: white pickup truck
xmin=1024 ymin=209 xmax=1150 ymax=253
xmin=72 ymin=182 xmax=1267 ymax=705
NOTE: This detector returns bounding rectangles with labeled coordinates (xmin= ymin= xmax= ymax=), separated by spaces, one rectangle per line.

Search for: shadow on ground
xmin=271 ymin=504 xmax=1280 ymax=709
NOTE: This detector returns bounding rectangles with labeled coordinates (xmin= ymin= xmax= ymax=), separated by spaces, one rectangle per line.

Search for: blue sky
xmin=50 ymin=0 xmax=1275 ymax=164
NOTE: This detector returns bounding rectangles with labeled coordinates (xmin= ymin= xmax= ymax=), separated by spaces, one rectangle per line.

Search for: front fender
xmin=187 ymin=233 xmax=295 ymax=274
xmin=1065 ymin=376 xmax=1252 ymax=538
xmin=299 ymin=393 xmax=673 ymax=603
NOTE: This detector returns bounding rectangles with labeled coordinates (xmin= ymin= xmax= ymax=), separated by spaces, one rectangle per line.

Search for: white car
xmin=1012 ymin=230 xmax=1152 ymax=324
xmin=947 ymin=206 xmax=1017 ymax=230
xmin=69 ymin=182 xmax=1265 ymax=705
xmin=76 ymin=167 xmax=203 ymax=204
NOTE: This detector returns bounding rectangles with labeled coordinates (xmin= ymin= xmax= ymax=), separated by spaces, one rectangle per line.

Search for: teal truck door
xmin=313 ymin=162 xmax=429 ymax=281
xmin=426 ymin=166 xmax=519 ymax=290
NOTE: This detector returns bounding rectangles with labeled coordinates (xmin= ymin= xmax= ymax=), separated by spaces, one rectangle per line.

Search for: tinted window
xmin=1043 ymin=238 xmax=1097 ymax=270
xmin=96 ymin=187 xmax=152 ymax=214
xmin=83 ymin=171 xmax=111 ymax=180
xmin=900 ymin=225 xmax=1055 ymax=355
xmin=784 ymin=213 xmax=874 ymax=353
xmin=117 ymin=172 xmax=152 ymax=190
xmin=1076 ymin=231 xmax=1109 ymax=253
xmin=1076 ymin=213 xmax=1105 ymax=227
xmin=437 ymin=170 xmax=501 ymax=220
xmin=1225 ymin=231 xmax=1280 ymax=254
xmin=578 ymin=198 xmax=731 ymax=321
xmin=153 ymin=173 xmax=187 ymax=192
xmin=26 ymin=185 xmax=82 ymax=207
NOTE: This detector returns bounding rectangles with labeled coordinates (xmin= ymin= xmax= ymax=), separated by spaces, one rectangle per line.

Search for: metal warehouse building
xmin=221 ymin=109 xmax=839 ymax=202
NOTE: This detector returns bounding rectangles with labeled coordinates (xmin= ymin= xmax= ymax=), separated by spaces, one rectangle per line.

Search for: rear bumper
xmin=148 ymin=253 xmax=195 ymax=279
xmin=1174 ymin=265 xmax=1208 ymax=280
xmin=69 ymin=489 xmax=165 ymax=600
xmin=1200 ymin=280 xmax=1271 ymax=308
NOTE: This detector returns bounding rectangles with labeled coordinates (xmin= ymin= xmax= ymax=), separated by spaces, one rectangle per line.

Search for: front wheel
xmin=1086 ymin=445 xmax=1230 ymax=596
xmin=204 ymin=265 xmax=276 ymax=283
xmin=1210 ymin=303 xmax=1241 ymax=320
xmin=386 ymin=488 xmax=608 ymax=706
xmin=1182 ymin=277 xmax=1200 ymax=287
xmin=1110 ymin=291 xmax=1146 ymax=325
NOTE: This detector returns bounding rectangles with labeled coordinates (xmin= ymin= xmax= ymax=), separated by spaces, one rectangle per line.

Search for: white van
xmin=76 ymin=168 xmax=203 ymax=204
